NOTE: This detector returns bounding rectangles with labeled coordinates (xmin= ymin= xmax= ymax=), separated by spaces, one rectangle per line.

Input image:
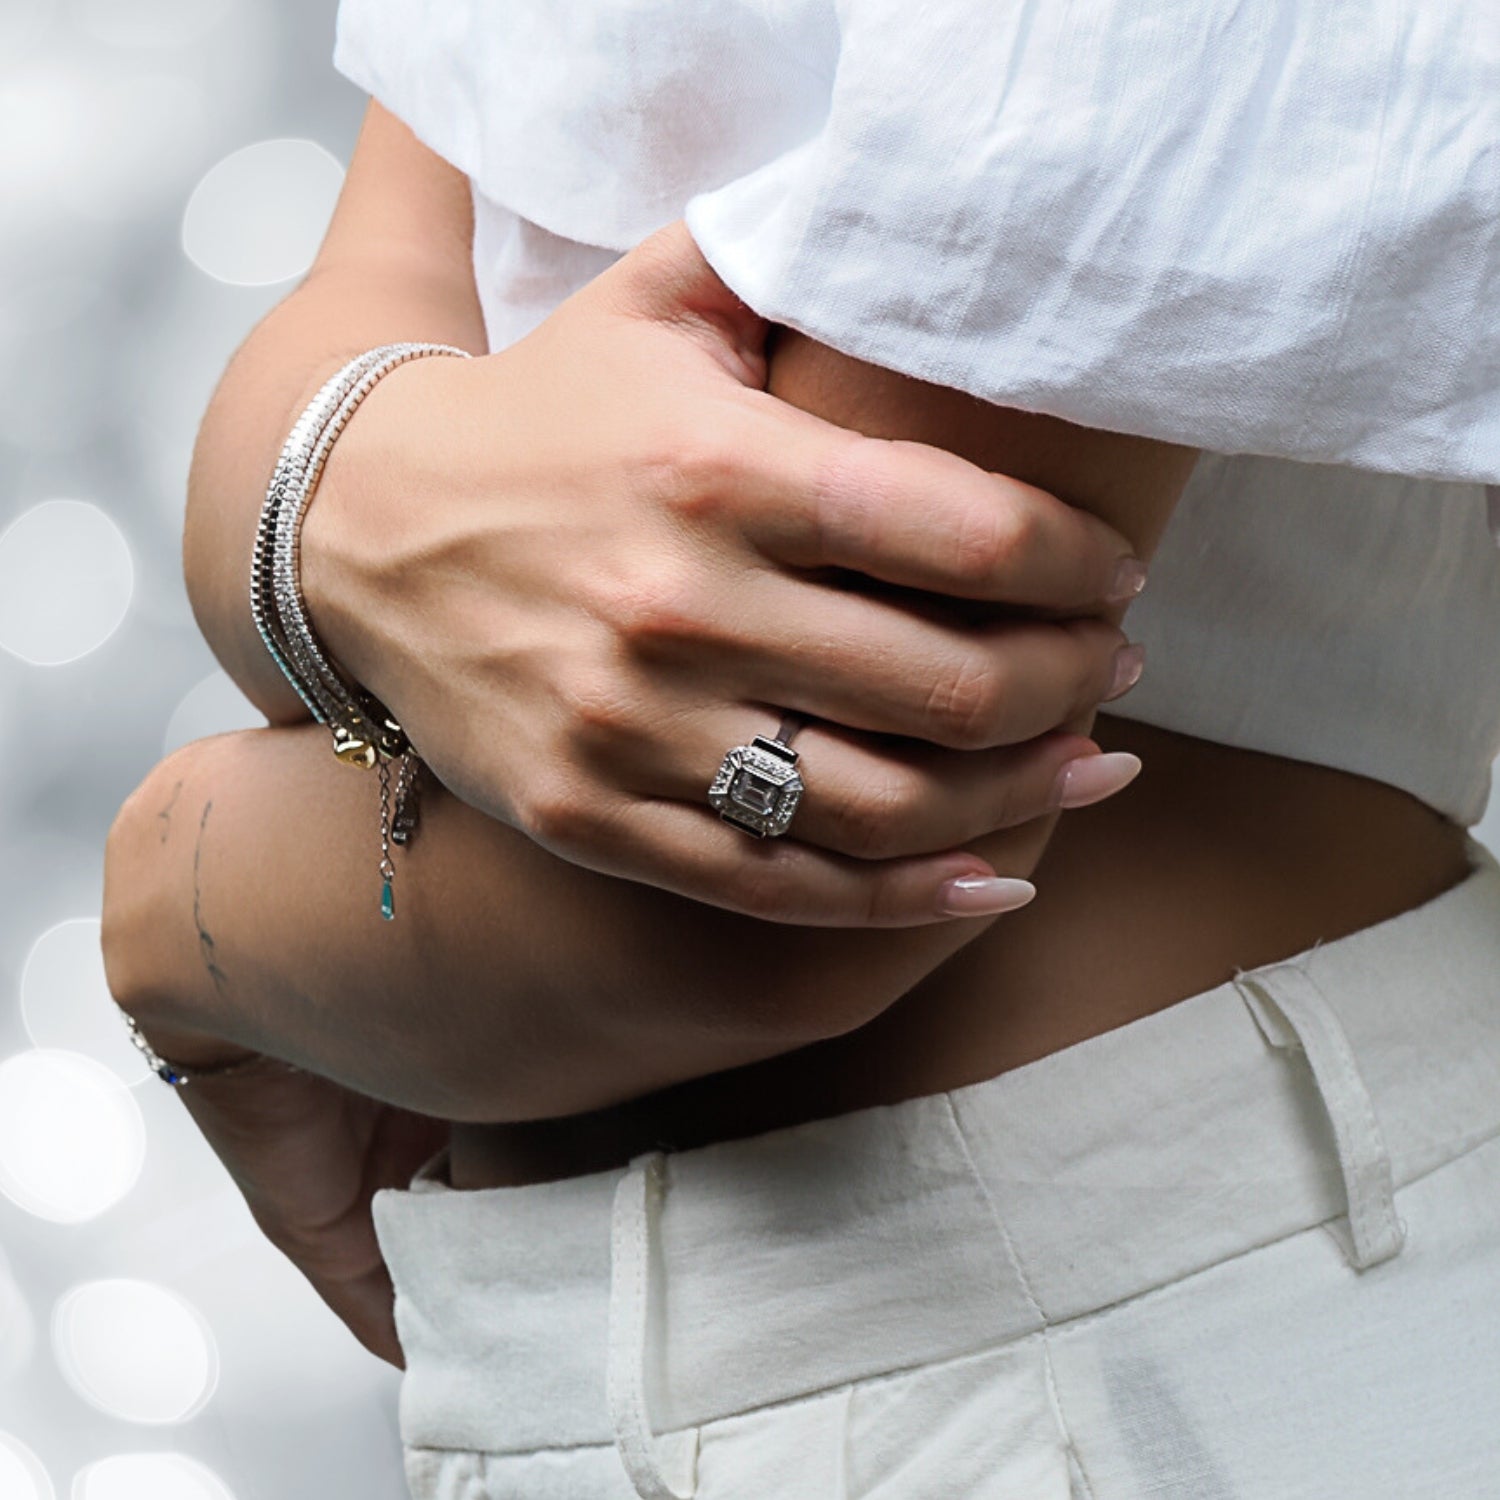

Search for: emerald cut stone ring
xmin=707 ymin=713 xmax=806 ymax=838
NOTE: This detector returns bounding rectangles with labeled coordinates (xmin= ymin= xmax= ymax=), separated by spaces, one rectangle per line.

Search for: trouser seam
xmin=942 ymin=1090 xmax=1099 ymax=1500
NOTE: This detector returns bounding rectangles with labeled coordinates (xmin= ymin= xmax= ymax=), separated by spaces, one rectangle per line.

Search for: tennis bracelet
xmin=250 ymin=341 xmax=472 ymax=919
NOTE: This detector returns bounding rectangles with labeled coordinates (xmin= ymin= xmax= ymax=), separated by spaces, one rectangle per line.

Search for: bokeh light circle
xmin=0 ymin=1432 xmax=55 ymax=1500
xmin=0 ymin=1052 xmax=145 ymax=1223
xmin=163 ymin=671 xmax=264 ymax=755
xmin=21 ymin=919 xmax=149 ymax=1085
xmin=0 ymin=502 xmax=133 ymax=666
xmin=72 ymin=1454 xmax=235 ymax=1500
xmin=53 ymin=1281 xmax=219 ymax=1425
xmin=181 ymin=139 xmax=343 ymax=286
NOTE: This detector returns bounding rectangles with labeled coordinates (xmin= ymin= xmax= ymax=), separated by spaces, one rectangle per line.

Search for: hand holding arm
xmin=187 ymin=102 xmax=1153 ymax=927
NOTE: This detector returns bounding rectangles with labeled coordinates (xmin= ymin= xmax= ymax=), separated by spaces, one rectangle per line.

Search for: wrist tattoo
xmin=192 ymin=801 xmax=229 ymax=998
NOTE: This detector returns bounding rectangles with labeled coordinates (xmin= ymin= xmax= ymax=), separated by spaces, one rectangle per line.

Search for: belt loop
xmin=608 ymin=1151 xmax=697 ymax=1500
xmin=1235 ymin=961 xmax=1406 ymax=1270
xmin=1485 ymin=484 xmax=1500 ymax=547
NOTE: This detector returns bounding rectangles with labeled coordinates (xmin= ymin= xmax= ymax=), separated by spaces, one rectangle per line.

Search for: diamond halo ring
xmin=708 ymin=712 xmax=807 ymax=838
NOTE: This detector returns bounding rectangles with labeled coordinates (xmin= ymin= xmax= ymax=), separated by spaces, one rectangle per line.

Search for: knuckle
xmin=601 ymin=560 xmax=705 ymax=647
xmin=948 ymin=501 xmax=1013 ymax=589
xmin=519 ymin=774 xmax=598 ymax=850
xmin=925 ymin=653 xmax=1004 ymax=748
xmin=831 ymin=767 xmax=924 ymax=859
xmin=558 ymin=667 xmax=644 ymax=747
xmin=999 ymin=493 xmax=1044 ymax=559
xmin=638 ymin=423 xmax=738 ymax=522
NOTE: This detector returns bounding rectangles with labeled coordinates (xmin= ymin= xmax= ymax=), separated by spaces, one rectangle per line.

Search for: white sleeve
xmin=336 ymin=0 xmax=1500 ymax=484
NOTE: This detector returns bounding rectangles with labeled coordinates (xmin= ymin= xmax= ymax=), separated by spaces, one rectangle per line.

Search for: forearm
xmin=105 ymin=725 xmax=995 ymax=1122
xmin=183 ymin=107 xmax=486 ymax=720
xmin=127 ymin=323 xmax=1196 ymax=1120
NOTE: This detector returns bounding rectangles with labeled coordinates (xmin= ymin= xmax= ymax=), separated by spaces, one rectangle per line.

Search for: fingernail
xmin=1108 ymin=557 xmax=1149 ymax=603
xmin=937 ymin=875 xmax=1038 ymax=917
xmin=1104 ymin=642 xmax=1147 ymax=701
xmin=1053 ymin=750 xmax=1142 ymax=809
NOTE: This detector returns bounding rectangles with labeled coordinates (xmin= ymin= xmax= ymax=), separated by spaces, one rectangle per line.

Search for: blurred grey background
xmin=0 ymin=2 xmax=408 ymax=1496
xmin=1 ymin=2 xmax=1499 ymax=1498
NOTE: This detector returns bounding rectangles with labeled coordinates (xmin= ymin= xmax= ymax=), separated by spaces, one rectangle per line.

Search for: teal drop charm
xmin=380 ymin=878 xmax=395 ymax=921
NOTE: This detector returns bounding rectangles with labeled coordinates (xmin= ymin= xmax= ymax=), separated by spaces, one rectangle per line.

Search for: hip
xmin=381 ymin=834 xmax=1500 ymax=1497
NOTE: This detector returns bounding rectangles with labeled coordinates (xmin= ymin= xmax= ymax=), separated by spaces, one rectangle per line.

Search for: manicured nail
xmin=1053 ymin=751 xmax=1143 ymax=810
xmin=937 ymin=876 xmax=1037 ymax=917
xmin=1103 ymin=642 xmax=1147 ymax=701
xmin=1108 ymin=558 xmax=1149 ymax=603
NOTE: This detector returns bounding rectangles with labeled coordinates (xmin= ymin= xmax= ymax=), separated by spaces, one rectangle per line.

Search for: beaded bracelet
xmin=250 ymin=342 xmax=472 ymax=919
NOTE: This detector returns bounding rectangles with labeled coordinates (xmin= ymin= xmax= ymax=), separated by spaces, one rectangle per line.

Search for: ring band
xmin=708 ymin=712 xmax=807 ymax=838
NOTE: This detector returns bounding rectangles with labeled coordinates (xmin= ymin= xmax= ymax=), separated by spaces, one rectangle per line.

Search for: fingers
xmin=523 ymin=789 xmax=1030 ymax=928
xmin=628 ymin=570 xmax=1133 ymax=750
xmin=731 ymin=401 xmax=1146 ymax=611
xmin=305 ymin=1265 xmax=405 ymax=1369
xmin=587 ymin=701 xmax=1118 ymax=859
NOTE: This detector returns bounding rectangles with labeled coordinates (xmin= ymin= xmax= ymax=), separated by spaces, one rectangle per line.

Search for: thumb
xmin=602 ymin=220 xmax=772 ymax=388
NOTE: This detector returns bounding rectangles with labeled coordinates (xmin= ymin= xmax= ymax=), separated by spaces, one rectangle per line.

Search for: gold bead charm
xmin=332 ymin=729 xmax=377 ymax=769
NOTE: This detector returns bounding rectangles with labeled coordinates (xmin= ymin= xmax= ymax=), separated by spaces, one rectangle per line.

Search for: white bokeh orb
xmin=21 ymin=919 xmax=149 ymax=1086
xmin=181 ymin=139 xmax=343 ymax=287
xmin=0 ymin=64 xmax=82 ymax=204
xmin=0 ymin=1433 xmax=55 ymax=1500
xmin=0 ymin=1051 xmax=146 ymax=1224
xmin=53 ymin=1280 xmax=219 ymax=1426
xmin=163 ymin=671 xmax=264 ymax=755
xmin=54 ymin=72 xmax=206 ymax=224
xmin=0 ymin=502 xmax=133 ymax=666
xmin=72 ymin=1454 xmax=235 ymax=1500
xmin=68 ymin=0 xmax=236 ymax=49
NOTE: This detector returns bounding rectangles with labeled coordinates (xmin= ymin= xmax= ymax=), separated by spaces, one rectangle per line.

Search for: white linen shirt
xmin=336 ymin=0 xmax=1500 ymax=481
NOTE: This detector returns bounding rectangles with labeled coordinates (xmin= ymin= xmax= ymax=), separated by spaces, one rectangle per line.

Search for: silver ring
xmin=708 ymin=712 xmax=806 ymax=838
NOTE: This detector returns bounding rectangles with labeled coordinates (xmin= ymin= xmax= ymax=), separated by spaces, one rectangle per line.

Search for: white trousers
xmin=375 ymin=841 xmax=1500 ymax=1499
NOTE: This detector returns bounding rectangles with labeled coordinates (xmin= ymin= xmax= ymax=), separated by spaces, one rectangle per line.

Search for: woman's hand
xmin=162 ymin=1050 xmax=443 ymax=1367
xmin=303 ymin=223 xmax=1146 ymax=926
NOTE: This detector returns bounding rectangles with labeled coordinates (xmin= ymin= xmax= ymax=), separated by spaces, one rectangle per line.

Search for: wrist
xmin=297 ymin=353 xmax=466 ymax=706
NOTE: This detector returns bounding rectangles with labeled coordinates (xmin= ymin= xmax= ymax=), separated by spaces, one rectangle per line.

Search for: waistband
xmin=375 ymin=840 xmax=1500 ymax=1467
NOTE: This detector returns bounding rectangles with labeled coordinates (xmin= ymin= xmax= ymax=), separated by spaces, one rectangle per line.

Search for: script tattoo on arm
xmin=192 ymin=800 xmax=230 ymax=998
xmin=156 ymin=778 xmax=183 ymax=843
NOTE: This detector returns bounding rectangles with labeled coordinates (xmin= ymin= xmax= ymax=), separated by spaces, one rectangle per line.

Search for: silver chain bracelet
xmin=250 ymin=341 xmax=471 ymax=919
xmin=124 ymin=1011 xmax=297 ymax=1089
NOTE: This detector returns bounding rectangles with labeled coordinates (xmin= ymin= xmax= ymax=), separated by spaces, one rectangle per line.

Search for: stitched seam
xmin=942 ymin=1091 xmax=1099 ymax=1500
